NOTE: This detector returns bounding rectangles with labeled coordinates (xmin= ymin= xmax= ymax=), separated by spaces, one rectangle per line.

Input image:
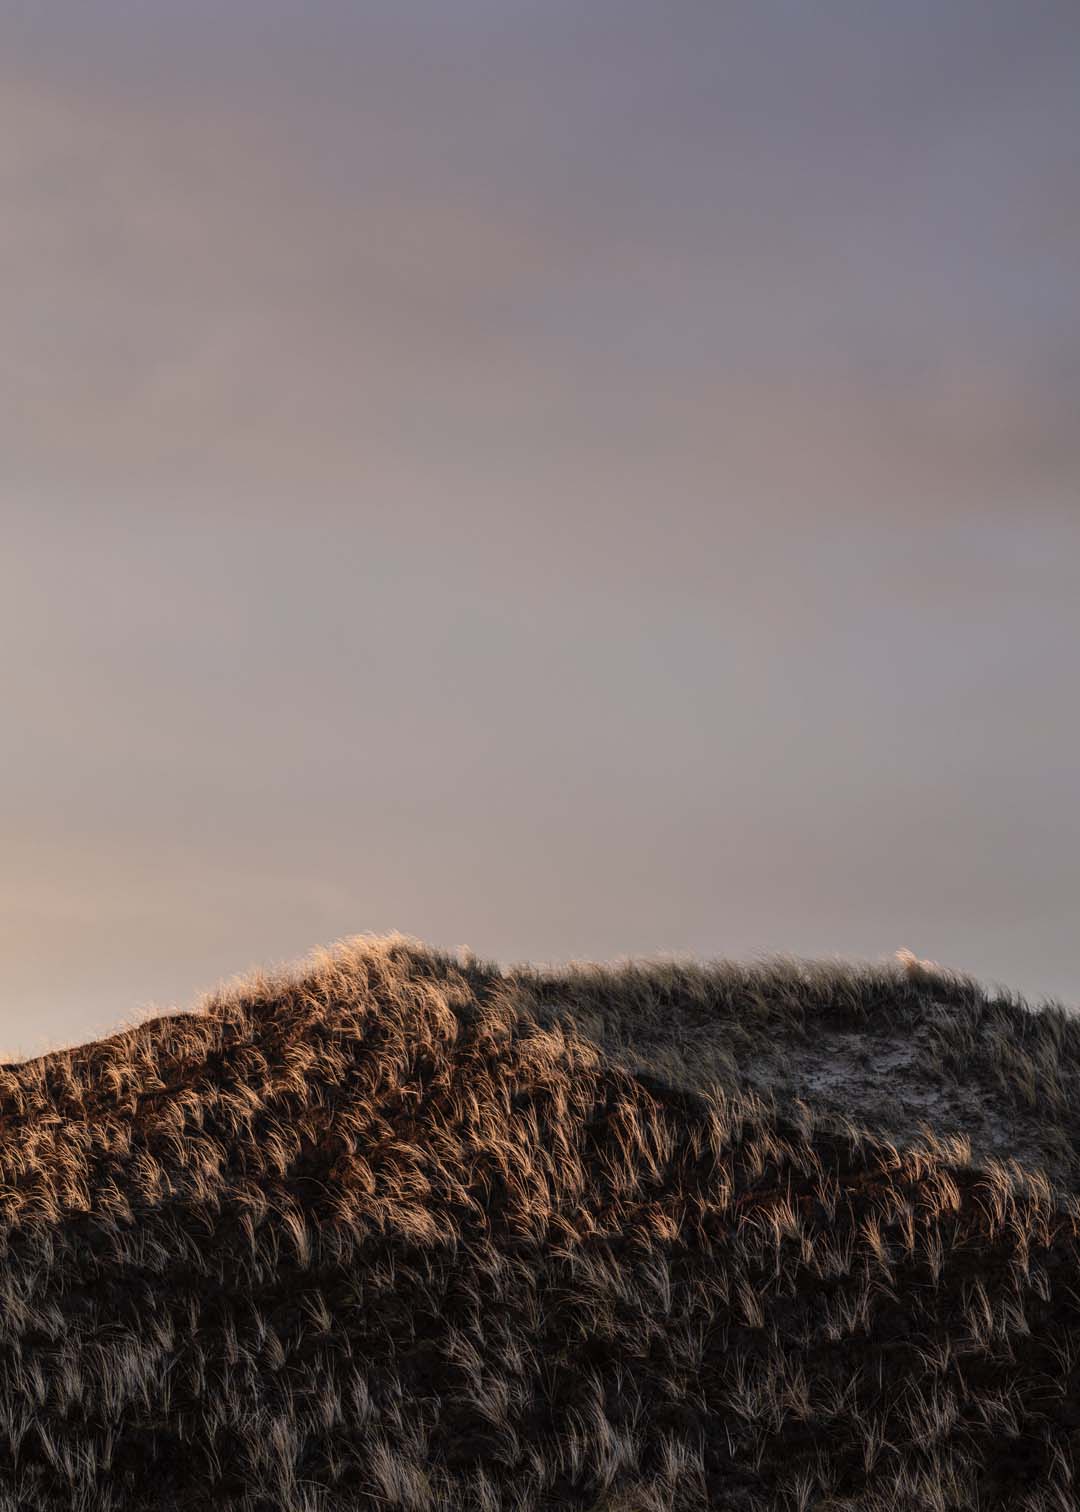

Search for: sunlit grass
xmin=1 ymin=933 xmax=1078 ymax=1509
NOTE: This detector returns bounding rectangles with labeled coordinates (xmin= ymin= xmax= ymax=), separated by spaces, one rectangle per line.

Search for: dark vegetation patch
xmin=1 ymin=934 xmax=1079 ymax=1510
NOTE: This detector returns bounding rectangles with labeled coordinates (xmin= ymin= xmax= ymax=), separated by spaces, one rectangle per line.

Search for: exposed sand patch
xmin=739 ymin=1023 xmax=1056 ymax=1181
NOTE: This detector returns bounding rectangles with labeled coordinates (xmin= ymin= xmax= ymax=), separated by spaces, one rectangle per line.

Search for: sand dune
xmin=1 ymin=933 xmax=1078 ymax=1510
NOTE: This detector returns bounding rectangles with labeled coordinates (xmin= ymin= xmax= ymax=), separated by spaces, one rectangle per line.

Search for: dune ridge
xmin=2 ymin=933 xmax=1079 ymax=1510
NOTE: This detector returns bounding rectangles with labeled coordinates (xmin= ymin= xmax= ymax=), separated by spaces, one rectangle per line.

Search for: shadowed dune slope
xmin=2 ymin=933 xmax=1080 ymax=1511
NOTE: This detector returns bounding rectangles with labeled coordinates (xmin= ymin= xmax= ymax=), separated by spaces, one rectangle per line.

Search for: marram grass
xmin=2 ymin=933 xmax=1080 ymax=1510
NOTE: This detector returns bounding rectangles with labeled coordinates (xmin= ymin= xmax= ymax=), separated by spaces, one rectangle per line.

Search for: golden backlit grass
xmin=1 ymin=933 xmax=1079 ymax=1509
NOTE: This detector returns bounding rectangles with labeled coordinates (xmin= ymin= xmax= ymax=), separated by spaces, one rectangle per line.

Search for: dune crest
xmin=1 ymin=933 xmax=1078 ymax=1510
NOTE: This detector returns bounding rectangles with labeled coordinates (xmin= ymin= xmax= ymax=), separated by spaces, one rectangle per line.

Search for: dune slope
xmin=2 ymin=934 xmax=1079 ymax=1511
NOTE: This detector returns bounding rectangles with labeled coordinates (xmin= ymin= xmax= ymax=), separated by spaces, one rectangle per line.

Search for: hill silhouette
xmin=2 ymin=933 xmax=1080 ymax=1511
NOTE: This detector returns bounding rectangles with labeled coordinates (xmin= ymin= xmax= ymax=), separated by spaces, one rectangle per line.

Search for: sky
xmin=2 ymin=0 xmax=1079 ymax=1058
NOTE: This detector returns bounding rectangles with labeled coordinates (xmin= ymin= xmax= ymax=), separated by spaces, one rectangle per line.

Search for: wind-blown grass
xmin=1 ymin=933 xmax=1079 ymax=1510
